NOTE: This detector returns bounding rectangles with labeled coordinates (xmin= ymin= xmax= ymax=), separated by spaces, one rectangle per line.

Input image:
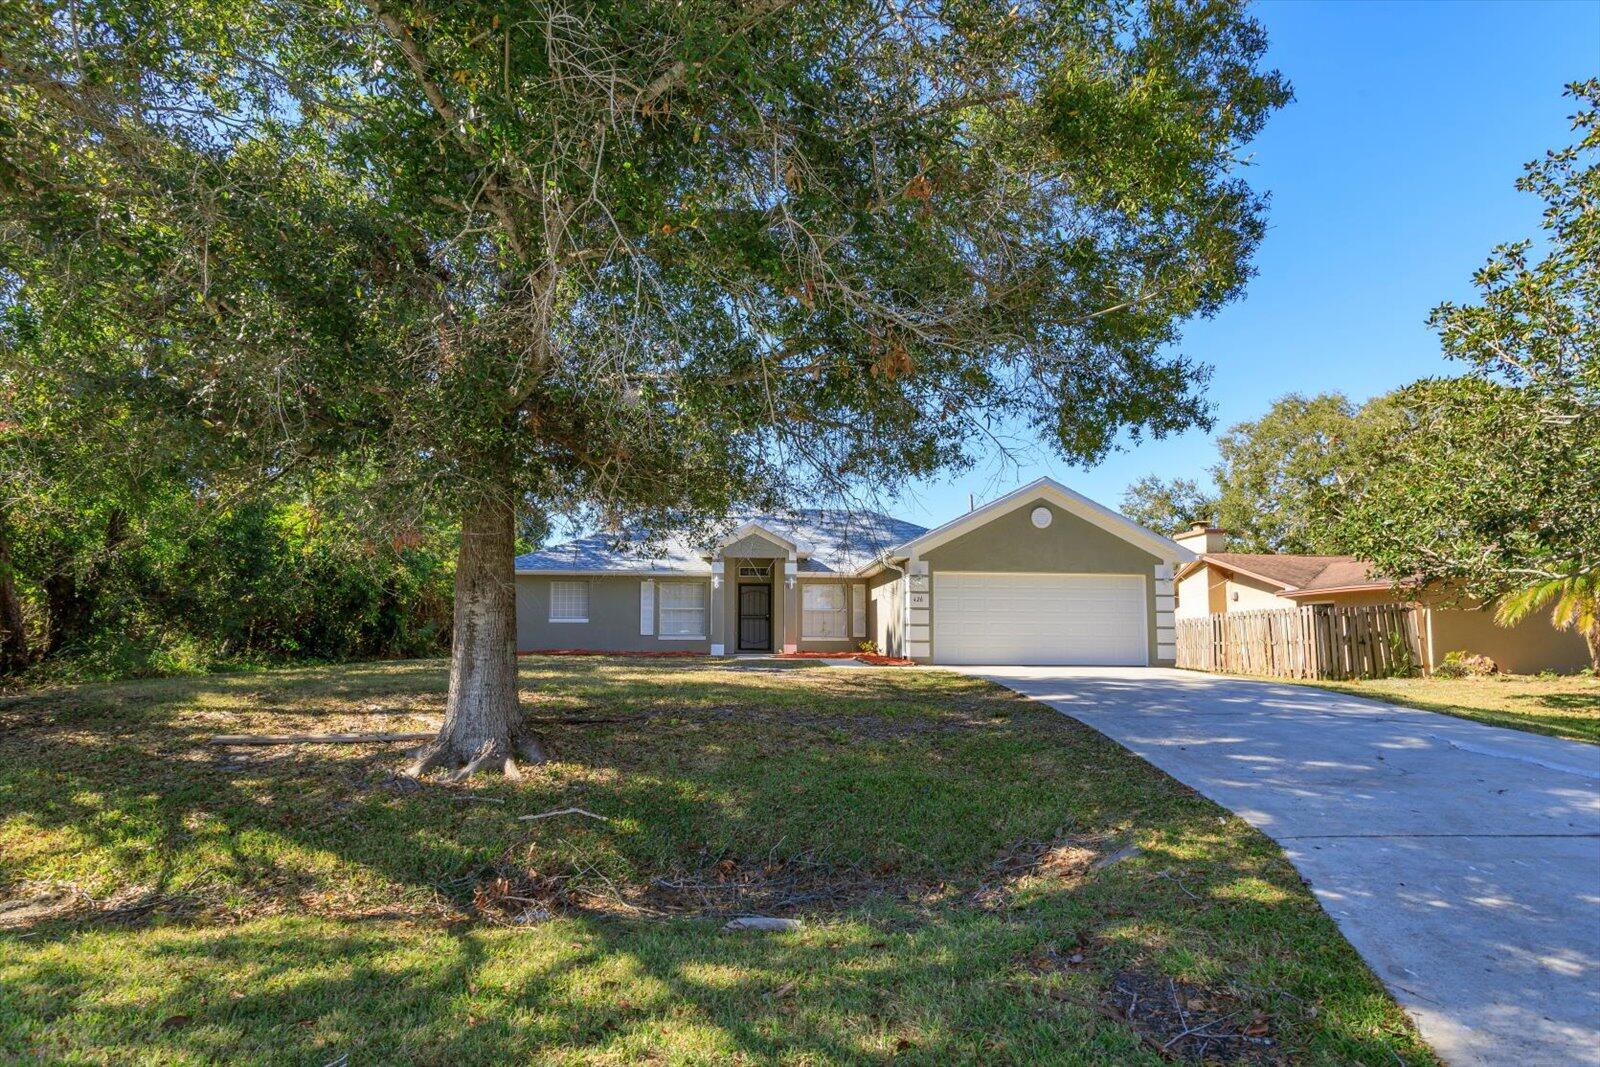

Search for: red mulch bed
xmin=519 ymin=649 xmax=704 ymax=659
xmin=774 ymin=651 xmax=915 ymax=666
xmin=518 ymin=648 xmax=914 ymax=666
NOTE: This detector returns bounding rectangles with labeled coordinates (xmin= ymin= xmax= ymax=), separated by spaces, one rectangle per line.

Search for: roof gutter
xmin=1280 ymin=583 xmax=1402 ymax=598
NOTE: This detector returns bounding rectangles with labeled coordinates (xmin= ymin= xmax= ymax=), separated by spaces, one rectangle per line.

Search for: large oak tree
xmin=2 ymin=0 xmax=1288 ymax=773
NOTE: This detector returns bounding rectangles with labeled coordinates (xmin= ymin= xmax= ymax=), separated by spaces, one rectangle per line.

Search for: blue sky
xmin=887 ymin=0 xmax=1600 ymax=527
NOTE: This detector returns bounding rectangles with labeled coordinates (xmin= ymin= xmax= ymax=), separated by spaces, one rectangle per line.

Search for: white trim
xmin=657 ymin=635 xmax=708 ymax=641
xmin=931 ymin=570 xmax=1150 ymax=666
xmin=867 ymin=478 xmax=1192 ymax=573
xmin=548 ymin=580 xmax=591 ymax=624
xmin=640 ymin=579 xmax=655 ymax=636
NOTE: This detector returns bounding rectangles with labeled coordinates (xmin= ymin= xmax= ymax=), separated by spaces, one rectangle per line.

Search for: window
xmin=549 ymin=580 xmax=589 ymax=622
xmin=803 ymin=583 xmax=848 ymax=639
xmin=659 ymin=581 xmax=707 ymax=638
xmin=737 ymin=561 xmax=772 ymax=579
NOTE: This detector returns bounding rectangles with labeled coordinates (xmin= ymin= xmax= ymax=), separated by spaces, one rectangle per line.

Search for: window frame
xmin=548 ymin=580 xmax=590 ymax=623
xmin=657 ymin=580 xmax=708 ymax=640
xmin=802 ymin=582 xmax=849 ymax=640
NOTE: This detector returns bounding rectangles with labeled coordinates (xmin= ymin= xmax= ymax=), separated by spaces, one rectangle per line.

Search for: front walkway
xmin=947 ymin=665 xmax=1600 ymax=1067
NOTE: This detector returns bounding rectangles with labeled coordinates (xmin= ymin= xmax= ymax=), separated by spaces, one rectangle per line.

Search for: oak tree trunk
xmin=407 ymin=486 xmax=547 ymax=779
xmin=0 ymin=515 xmax=29 ymax=675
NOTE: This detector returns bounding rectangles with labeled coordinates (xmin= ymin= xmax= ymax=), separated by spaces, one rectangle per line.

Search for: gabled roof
xmin=716 ymin=520 xmax=800 ymax=554
xmin=879 ymin=477 xmax=1193 ymax=568
xmin=762 ymin=510 xmax=927 ymax=574
xmin=1187 ymin=553 xmax=1391 ymax=596
xmin=515 ymin=508 xmax=927 ymax=576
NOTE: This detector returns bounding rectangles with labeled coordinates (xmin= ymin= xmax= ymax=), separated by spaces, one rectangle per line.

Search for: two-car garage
xmin=932 ymin=572 xmax=1150 ymax=666
xmin=878 ymin=479 xmax=1184 ymax=667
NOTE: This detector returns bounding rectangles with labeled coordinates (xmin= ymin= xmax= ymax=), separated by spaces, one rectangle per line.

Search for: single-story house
xmin=1172 ymin=524 xmax=1590 ymax=674
xmin=514 ymin=478 xmax=1192 ymax=666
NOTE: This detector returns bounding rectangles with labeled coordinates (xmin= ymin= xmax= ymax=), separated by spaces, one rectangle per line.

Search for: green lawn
xmin=1297 ymin=673 xmax=1600 ymax=744
xmin=0 ymin=658 xmax=1434 ymax=1064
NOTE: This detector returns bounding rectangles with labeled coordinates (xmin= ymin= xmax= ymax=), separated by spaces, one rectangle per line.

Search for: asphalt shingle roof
xmin=515 ymin=509 xmax=927 ymax=576
xmin=1205 ymin=553 xmax=1384 ymax=593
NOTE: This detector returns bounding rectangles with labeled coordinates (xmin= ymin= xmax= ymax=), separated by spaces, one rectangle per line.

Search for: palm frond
xmin=1495 ymin=574 xmax=1600 ymax=633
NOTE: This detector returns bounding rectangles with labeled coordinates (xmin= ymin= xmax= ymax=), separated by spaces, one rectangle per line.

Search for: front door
xmin=738 ymin=583 xmax=772 ymax=651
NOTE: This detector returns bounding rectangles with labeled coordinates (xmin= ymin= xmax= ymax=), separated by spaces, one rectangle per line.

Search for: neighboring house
xmin=514 ymin=479 xmax=1192 ymax=666
xmin=1172 ymin=525 xmax=1590 ymax=674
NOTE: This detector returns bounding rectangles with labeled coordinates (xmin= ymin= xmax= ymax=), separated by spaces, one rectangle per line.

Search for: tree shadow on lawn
xmin=1517 ymin=690 xmax=1600 ymax=712
xmin=0 ymin=660 xmax=1435 ymax=1064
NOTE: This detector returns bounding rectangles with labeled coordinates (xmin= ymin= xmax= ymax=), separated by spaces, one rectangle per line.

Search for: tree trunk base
xmin=405 ymin=729 xmax=548 ymax=781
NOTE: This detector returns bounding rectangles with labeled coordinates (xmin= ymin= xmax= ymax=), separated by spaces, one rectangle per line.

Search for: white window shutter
xmin=851 ymin=584 xmax=867 ymax=638
xmin=640 ymin=580 xmax=655 ymax=635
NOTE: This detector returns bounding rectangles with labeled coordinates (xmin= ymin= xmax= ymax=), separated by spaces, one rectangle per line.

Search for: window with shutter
xmin=802 ymin=584 xmax=848 ymax=639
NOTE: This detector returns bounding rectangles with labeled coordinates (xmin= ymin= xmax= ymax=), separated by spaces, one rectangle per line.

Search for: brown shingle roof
xmin=1294 ymin=558 xmax=1384 ymax=593
xmin=1201 ymin=553 xmax=1388 ymax=594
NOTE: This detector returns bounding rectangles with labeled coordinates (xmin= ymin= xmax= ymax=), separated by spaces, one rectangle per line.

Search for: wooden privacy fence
xmin=1175 ymin=603 xmax=1423 ymax=680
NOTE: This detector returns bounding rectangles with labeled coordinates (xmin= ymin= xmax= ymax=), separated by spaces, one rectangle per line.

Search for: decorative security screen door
xmin=738 ymin=584 xmax=772 ymax=651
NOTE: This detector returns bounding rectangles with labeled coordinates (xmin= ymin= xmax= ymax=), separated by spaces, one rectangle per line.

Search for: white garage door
xmin=934 ymin=572 xmax=1148 ymax=665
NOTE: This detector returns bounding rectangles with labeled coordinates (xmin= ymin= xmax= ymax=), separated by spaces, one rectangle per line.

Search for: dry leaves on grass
xmin=1103 ymin=969 xmax=1282 ymax=1065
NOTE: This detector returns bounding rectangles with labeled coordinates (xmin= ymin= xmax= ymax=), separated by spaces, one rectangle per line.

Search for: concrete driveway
xmin=948 ymin=666 xmax=1600 ymax=1067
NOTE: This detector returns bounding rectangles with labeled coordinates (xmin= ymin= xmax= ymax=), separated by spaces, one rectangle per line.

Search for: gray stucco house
xmin=514 ymin=478 xmax=1193 ymax=666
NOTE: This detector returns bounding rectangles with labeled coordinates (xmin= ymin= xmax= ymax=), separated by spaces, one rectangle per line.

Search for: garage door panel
xmin=934 ymin=573 xmax=1147 ymax=665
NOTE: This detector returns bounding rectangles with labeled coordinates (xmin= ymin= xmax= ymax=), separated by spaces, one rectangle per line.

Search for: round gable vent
xmin=1030 ymin=506 xmax=1053 ymax=529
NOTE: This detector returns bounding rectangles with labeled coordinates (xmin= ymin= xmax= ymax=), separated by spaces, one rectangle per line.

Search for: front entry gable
xmin=889 ymin=478 xmax=1192 ymax=568
xmin=715 ymin=521 xmax=797 ymax=560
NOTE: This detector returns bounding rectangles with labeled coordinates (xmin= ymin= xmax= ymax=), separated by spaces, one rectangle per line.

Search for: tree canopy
xmin=1335 ymin=80 xmax=1599 ymax=661
xmin=1120 ymin=390 xmax=1397 ymax=552
xmin=2 ymin=0 xmax=1289 ymax=765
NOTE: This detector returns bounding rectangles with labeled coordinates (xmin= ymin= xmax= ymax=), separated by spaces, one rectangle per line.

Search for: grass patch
xmin=1294 ymin=673 xmax=1600 ymax=744
xmin=0 ymin=658 xmax=1435 ymax=1064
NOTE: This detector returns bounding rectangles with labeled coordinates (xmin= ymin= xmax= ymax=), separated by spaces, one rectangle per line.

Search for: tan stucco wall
xmin=920 ymin=497 xmax=1166 ymax=665
xmin=1423 ymin=603 xmax=1591 ymax=674
xmin=868 ymin=569 xmax=905 ymax=656
xmin=1175 ymin=567 xmax=1226 ymax=618
xmin=515 ymin=575 xmax=712 ymax=654
xmin=1223 ymin=572 xmax=1291 ymax=611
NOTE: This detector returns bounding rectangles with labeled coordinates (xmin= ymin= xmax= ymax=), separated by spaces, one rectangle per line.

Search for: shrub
xmin=1435 ymin=651 xmax=1499 ymax=678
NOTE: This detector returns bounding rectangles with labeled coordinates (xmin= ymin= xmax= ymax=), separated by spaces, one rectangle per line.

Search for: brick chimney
xmin=1173 ymin=522 xmax=1228 ymax=555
